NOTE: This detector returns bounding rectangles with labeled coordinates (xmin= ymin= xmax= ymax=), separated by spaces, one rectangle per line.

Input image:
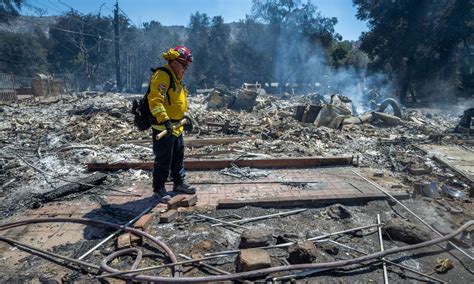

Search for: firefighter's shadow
xmin=82 ymin=195 xmax=161 ymax=240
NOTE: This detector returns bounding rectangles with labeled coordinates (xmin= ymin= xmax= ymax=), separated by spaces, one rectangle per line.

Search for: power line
xmin=27 ymin=0 xmax=115 ymax=37
xmin=119 ymin=7 xmax=137 ymax=27
xmin=15 ymin=17 xmax=113 ymax=41
xmin=53 ymin=0 xmax=115 ymax=36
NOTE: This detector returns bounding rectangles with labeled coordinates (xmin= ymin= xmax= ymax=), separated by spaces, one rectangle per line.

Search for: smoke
xmin=271 ymin=18 xmax=395 ymax=114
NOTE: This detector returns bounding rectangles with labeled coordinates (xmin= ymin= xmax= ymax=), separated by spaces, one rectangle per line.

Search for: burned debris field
xmin=1 ymin=0 xmax=473 ymax=283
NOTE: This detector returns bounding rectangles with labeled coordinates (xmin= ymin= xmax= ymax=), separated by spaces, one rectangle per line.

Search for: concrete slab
xmin=418 ymin=144 xmax=474 ymax=183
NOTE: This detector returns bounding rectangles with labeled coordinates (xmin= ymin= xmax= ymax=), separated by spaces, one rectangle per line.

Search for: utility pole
xmin=114 ymin=0 xmax=122 ymax=91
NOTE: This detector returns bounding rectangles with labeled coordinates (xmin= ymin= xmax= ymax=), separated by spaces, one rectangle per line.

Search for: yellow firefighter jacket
xmin=148 ymin=64 xmax=188 ymax=137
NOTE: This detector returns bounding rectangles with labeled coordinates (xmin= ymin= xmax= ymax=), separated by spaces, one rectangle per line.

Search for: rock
xmin=239 ymin=228 xmax=274 ymax=248
xmin=276 ymin=232 xmax=299 ymax=244
xmin=327 ymin=204 xmax=352 ymax=220
xmin=236 ymin=248 xmax=272 ymax=272
xmin=316 ymin=242 xmax=339 ymax=255
xmin=287 ymin=241 xmax=318 ymax=264
xmin=374 ymin=171 xmax=384 ymax=177
xmin=384 ymin=218 xmax=431 ymax=244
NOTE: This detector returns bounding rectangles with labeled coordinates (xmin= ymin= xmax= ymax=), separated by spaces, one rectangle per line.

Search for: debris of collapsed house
xmin=1 ymin=86 xmax=473 ymax=283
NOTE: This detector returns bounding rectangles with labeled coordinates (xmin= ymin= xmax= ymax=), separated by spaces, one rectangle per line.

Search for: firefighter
xmin=148 ymin=46 xmax=196 ymax=201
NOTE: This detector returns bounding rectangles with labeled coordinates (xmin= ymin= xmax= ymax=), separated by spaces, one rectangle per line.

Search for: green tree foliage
xmin=185 ymin=12 xmax=211 ymax=88
xmin=0 ymin=0 xmax=23 ymax=22
xmin=208 ymin=16 xmax=231 ymax=86
xmin=243 ymin=0 xmax=340 ymax=84
xmin=330 ymin=40 xmax=369 ymax=69
xmin=354 ymin=0 xmax=474 ymax=103
xmin=48 ymin=11 xmax=115 ymax=89
xmin=0 ymin=31 xmax=47 ymax=75
xmin=122 ymin=20 xmax=179 ymax=91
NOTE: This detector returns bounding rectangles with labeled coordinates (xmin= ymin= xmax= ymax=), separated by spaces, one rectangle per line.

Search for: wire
xmin=119 ymin=7 xmax=137 ymax=27
xmin=28 ymin=0 xmax=114 ymax=37
xmin=15 ymin=17 xmax=113 ymax=41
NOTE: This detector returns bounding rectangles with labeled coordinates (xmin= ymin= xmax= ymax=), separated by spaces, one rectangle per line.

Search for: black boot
xmin=173 ymin=181 xmax=196 ymax=194
xmin=153 ymin=185 xmax=171 ymax=201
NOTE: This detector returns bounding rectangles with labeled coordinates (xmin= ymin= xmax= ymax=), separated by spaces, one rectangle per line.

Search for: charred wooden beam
xmin=217 ymin=191 xmax=409 ymax=209
xmin=86 ymin=156 xmax=354 ymax=172
xmin=37 ymin=172 xmax=107 ymax=202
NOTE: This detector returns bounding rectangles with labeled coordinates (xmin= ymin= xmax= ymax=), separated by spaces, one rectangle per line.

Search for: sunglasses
xmin=177 ymin=60 xmax=189 ymax=70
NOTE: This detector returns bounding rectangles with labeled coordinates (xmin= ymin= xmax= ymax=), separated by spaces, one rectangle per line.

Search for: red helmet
xmin=173 ymin=46 xmax=193 ymax=63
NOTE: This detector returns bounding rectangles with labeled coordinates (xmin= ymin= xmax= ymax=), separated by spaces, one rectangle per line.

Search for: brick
xmin=179 ymin=194 xmax=198 ymax=207
xmin=133 ymin=214 xmax=154 ymax=231
xmin=167 ymin=195 xmax=186 ymax=210
xmin=160 ymin=209 xmax=178 ymax=223
xmin=236 ymin=248 xmax=272 ymax=272
xmin=130 ymin=233 xmax=143 ymax=246
xmin=117 ymin=233 xmax=131 ymax=249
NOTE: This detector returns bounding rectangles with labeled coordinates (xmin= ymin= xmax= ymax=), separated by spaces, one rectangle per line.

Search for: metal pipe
xmin=97 ymin=254 xmax=230 ymax=279
xmin=211 ymin=209 xmax=307 ymax=227
xmin=78 ymin=206 xmax=153 ymax=260
xmin=179 ymin=253 xmax=231 ymax=275
xmin=327 ymin=240 xmax=446 ymax=283
xmin=205 ymin=223 xmax=382 ymax=257
xmin=104 ymin=220 xmax=473 ymax=282
xmin=1 ymin=218 xmax=471 ymax=283
xmin=377 ymin=214 xmax=389 ymax=284
xmin=0 ymin=235 xmax=100 ymax=270
xmin=0 ymin=217 xmax=181 ymax=281
xmin=352 ymin=169 xmax=474 ymax=261
xmin=194 ymin=214 xmax=247 ymax=229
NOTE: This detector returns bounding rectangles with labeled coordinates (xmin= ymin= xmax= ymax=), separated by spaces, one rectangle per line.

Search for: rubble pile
xmin=1 ymin=91 xmax=472 ymax=213
xmin=1 ymin=90 xmax=473 ymax=283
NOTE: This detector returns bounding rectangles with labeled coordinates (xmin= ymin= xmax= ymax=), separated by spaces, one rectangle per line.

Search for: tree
xmin=48 ymin=11 xmax=115 ymax=89
xmin=246 ymin=0 xmax=341 ymax=84
xmin=208 ymin=16 xmax=231 ymax=86
xmin=0 ymin=31 xmax=47 ymax=75
xmin=122 ymin=20 xmax=179 ymax=92
xmin=0 ymin=0 xmax=24 ymax=22
xmin=185 ymin=12 xmax=211 ymax=89
xmin=354 ymin=0 xmax=474 ymax=103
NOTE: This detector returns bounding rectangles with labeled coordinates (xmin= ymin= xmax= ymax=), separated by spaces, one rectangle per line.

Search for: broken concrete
xmin=239 ymin=228 xmax=274 ymax=249
xmin=236 ymin=248 xmax=272 ymax=272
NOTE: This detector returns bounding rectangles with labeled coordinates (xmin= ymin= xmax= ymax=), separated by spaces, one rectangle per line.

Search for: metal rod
xmin=194 ymin=214 xmax=247 ymax=229
xmin=272 ymin=268 xmax=329 ymax=282
xmin=327 ymin=240 xmax=446 ymax=283
xmin=205 ymin=223 xmax=382 ymax=257
xmin=211 ymin=209 xmax=307 ymax=227
xmin=78 ymin=206 xmax=152 ymax=260
xmin=191 ymin=181 xmax=320 ymax=185
xmin=96 ymin=254 xmax=229 ymax=279
xmin=0 ymin=236 xmax=100 ymax=270
xmin=377 ymin=214 xmax=389 ymax=284
xmin=352 ymin=169 xmax=474 ymax=261
xmin=179 ymin=253 xmax=231 ymax=275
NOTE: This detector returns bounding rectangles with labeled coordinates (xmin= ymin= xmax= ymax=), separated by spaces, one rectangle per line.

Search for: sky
xmin=24 ymin=0 xmax=369 ymax=41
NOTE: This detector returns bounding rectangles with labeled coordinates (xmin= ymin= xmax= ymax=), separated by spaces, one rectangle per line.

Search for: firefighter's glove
xmin=164 ymin=120 xmax=173 ymax=137
xmin=183 ymin=115 xmax=194 ymax=133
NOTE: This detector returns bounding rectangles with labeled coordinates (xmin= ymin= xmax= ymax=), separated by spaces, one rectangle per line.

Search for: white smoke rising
xmin=272 ymin=21 xmax=395 ymax=114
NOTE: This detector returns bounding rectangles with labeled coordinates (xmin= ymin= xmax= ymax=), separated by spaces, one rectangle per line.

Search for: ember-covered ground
xmin=1 ymin=92 xmax=473 ymax=283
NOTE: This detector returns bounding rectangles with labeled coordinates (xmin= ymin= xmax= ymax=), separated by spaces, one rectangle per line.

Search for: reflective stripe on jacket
xmin=148 ymin=64 xmax=188 ymax=136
